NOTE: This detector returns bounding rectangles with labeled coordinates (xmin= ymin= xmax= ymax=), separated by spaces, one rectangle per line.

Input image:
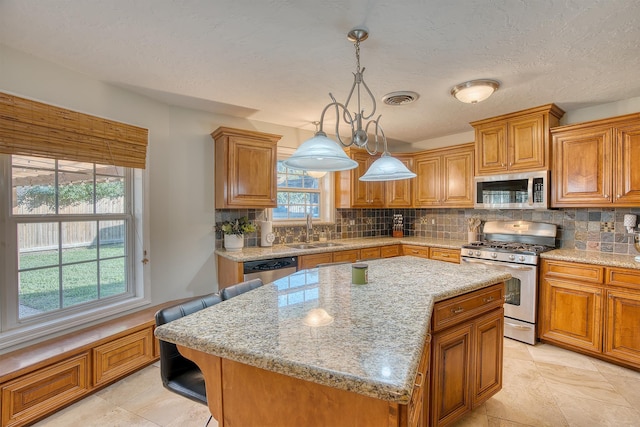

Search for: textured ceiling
xmin=1 ymin=0 xmax=639 ymax=149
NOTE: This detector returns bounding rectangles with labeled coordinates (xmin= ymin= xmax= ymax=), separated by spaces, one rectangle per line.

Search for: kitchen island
xmin=155 ymin=257 xmax=510 ymax=426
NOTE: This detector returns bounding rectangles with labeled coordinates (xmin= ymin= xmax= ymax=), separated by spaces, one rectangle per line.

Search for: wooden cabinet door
xmin=614 ymin=123 xmax=640 ymax=206
xmin=472 ymin=308 xmax=503 ymax=407
xmin=351 ymin=151 xmax=385 ymax=207
xmin=213 ymin=127 xmax=280 ymax=208
xmin=430 ymin=323 xmax=472 ymax=427
xmin=475 ymin=122 xmax=507 ymax=175
xmin=508 ymin=114 xmax=545 ymax=171
xmin=604 ymin=288 xmax=640 ymax=367
xmin=414 ymin=154 xmax=440 ymax=206
xmin=551 ymin=126 xmax=613 ymax=207
xmin=386 ymin=155 xmax=413 ymax=207
xmin=441 ymin=148 xmax=474 ymax=207
xmin=539 ymin=277 xmax=603 ymax=352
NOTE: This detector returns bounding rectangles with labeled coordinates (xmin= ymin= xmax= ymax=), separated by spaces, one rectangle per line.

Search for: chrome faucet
xmin=306 ymin=213 xmax=313 ymax=243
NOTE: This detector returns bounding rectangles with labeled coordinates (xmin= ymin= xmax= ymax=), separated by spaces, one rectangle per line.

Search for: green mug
xmin=352 ymin=263 xmax=368 ymax=285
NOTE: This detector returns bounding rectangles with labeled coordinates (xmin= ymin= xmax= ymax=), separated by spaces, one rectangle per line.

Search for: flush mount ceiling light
xmin=451 ymin=79 xmax=500 ymax=104
xmin=283 ymin=28 xmax=416 ymax=181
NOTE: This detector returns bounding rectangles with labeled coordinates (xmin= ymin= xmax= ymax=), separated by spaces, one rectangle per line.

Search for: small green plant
xmin=216 ymin=216 xmax=256 ymax=236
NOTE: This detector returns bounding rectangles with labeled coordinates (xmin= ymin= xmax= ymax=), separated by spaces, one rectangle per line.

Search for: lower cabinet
xmin=604 ymin=288 xmax=640 ymax=365
xmin=93 ymin=328 xmax=155 ymax=386
xmin=539 ymin=277 xmax=603 ymax=352
xmin=1 ymin=354 xmax=90 ymax=427
xmin=429 ymin=284 xmax=504 ymax=427
xmin=429 ymin=248 xmax=461 ymax=264
xmin=539 ymin=259 xmax=640 ymax=369
xmin=403 ymin=245 xmax=430 ymax=259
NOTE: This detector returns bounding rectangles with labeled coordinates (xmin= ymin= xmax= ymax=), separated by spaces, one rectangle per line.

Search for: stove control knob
xmin=467 ymin=250 xmax=474 ymax=256
xmin=491 ymin=252 xmax=497 ymax=258
xmin=519 ymin=255 xmax=526 ymax=262
xmin=475 ymin=251 xmax=481 ymax=256
xmin=508 ymin=254 xmax=515 ymax=261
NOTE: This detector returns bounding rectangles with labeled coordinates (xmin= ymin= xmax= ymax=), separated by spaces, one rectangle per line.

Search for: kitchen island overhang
xmin=155 ymin=257 xmax=510 ymax=425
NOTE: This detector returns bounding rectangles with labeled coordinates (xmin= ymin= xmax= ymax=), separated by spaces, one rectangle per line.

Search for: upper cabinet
xmin=471 ymin=104 xmax=565 ymax=175
xmin=335 ymin=148 xmax=386 ymax=208
xmin=211 ymin=127 xmax=281 ymax=209
xmin=385 ymin=154 xmax=414 ymax=208
xmin=414 ymin=143 xmax=475 ymax=208
xmin=551 ymin=113 xmax=640 ymax=207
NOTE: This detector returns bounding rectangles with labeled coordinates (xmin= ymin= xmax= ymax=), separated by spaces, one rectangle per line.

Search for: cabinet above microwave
xmin=474 ymin=171 xmax=548 ymax=210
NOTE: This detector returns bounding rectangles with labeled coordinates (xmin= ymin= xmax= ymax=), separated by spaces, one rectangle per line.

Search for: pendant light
xmin=283 ymin=27 xmax=416 ymax=181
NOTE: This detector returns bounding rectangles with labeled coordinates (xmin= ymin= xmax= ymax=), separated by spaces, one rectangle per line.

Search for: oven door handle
xmin=461 ymin=258 xmax=535 ymax=271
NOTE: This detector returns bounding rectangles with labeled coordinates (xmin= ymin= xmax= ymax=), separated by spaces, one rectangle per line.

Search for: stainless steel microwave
xmin=474 ymin=171 xmax=549 ymax=209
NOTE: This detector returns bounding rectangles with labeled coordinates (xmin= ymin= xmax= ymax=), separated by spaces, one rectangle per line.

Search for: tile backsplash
xmin=215 ymin=207 xmax=640 ymax=255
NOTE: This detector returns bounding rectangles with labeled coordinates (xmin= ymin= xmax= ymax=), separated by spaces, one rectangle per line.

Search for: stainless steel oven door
xmin=460 ymin=257 xmax=537 ymax=323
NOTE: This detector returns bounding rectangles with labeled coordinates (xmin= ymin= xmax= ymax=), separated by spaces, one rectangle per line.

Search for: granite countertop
xmin=154 ymin=256 xmax=510 ymax=404
xmin=216 ymin=236 xmax=468 ymax=262
xmin=541 ymin=249 xmax=640 ymax=270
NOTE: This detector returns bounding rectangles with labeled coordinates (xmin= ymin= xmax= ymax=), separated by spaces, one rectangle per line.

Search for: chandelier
xmin=283 ymin=28 xmax=416 ymax=181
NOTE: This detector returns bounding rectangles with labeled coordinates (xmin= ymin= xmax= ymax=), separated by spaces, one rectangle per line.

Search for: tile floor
xmin=34 ymin=339 xmax=640 ymax=427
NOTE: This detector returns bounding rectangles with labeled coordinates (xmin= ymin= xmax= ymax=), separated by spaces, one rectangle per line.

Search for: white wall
xmin=0 ymin=44 xmax=313 ymax=307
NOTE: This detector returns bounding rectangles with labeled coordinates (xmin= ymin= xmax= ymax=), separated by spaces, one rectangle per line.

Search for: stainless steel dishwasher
xmin=243 ymin=256 xmax=298 ymax=283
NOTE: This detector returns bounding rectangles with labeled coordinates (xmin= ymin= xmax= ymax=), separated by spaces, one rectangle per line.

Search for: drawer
xmin=542 ymin=260 xmax=604 ymax=283
xmin=432 ymin=283 xmax=504 ymax=332
xmin=299 ymin=253 xmax=333 ymax=269
xmin=93 ymin=328 xmax=154 ymax=386
xmin=360 ymin=247 xmax=381 ymax=260
xmin=430 ymin=248 xmax=460 ymax=264
xmin=606 ymin=267 xmax=640 ymax=290
xmin=332 ymin=249 xmax=359 ymax=263
xmin=1 ymin=354 xmax=89 ymax=427
xmin=380 ymin=245 xmax=401 ymax=258
xmin=403 ymin=245 xmax=430 ymax=259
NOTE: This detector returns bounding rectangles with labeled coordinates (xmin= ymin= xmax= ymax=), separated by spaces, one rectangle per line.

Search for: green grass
xmin=19 ymin=244 xmax=127 ymax=316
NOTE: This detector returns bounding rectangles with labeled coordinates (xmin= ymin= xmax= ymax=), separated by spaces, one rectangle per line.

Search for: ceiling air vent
xmin=382 ymin=91 xmax=419 ymax=106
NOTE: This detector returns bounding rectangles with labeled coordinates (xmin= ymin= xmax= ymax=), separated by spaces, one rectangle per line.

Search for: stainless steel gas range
xmin=461 ymin=220 xmax=557 ymax=345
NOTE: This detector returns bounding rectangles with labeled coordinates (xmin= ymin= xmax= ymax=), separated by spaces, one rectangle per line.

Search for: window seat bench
xmin=0 ymin=299 xmax=189 ymax=427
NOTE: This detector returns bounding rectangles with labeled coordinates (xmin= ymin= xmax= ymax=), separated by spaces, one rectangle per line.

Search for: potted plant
xmin=217 ymin=216 xmax=256 ymax=252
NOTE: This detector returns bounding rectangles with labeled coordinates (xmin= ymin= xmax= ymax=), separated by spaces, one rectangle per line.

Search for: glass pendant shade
xmin=359 ymin=153 xmax=417 ymax=181
xmin=282 ymin=132 xmax=358 ymax=171
xmin=451 ymin=79 xmax=499 ymax=104
xmin=306 ymin=170 xmax=327 ymax=178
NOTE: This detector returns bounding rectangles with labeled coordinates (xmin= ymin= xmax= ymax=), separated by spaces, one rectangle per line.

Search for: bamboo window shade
xmin=0 ymin=92 xmax=148 ymax=169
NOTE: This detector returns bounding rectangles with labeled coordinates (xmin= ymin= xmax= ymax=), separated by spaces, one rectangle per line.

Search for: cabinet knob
xmin=617 ymin=194 xmax=621 ymax=198
xmin=483 ymin=296 xmax=495 ymax=303
xmin=414 ymin=372 xmax=424 ymax=388
xmin=442 ymin=253 xmax=449 ymax=257
xmin=451 ymin=307 xmax=464 ymax=314
xmin=604 ymin=194 xmax=609 ymax=198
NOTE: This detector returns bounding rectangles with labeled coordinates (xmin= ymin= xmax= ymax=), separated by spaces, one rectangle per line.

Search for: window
xmin=0 ymin=154 xmax=146 ymax=348
xmin=273 ymin=148 xmax=334 ymax=223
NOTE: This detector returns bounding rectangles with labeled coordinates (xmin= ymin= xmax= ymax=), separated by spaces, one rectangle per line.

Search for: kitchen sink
xmin=286 ymin=244 xmax=318 ymax=249
xmin=313 ymin=242 xmax=343 ymax=247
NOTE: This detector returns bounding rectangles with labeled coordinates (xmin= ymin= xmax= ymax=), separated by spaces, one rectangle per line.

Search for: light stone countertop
xmin=154 ymin=256 xmax=510 ymax=404
xmin=541 ymin=249 xmax=640 ymax=270
xmin=216 ymin=236 xmax=467 ymax=262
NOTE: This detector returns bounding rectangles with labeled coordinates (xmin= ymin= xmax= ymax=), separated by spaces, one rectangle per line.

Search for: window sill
xmin=0 ymin=296 xmax=152 ymax=354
